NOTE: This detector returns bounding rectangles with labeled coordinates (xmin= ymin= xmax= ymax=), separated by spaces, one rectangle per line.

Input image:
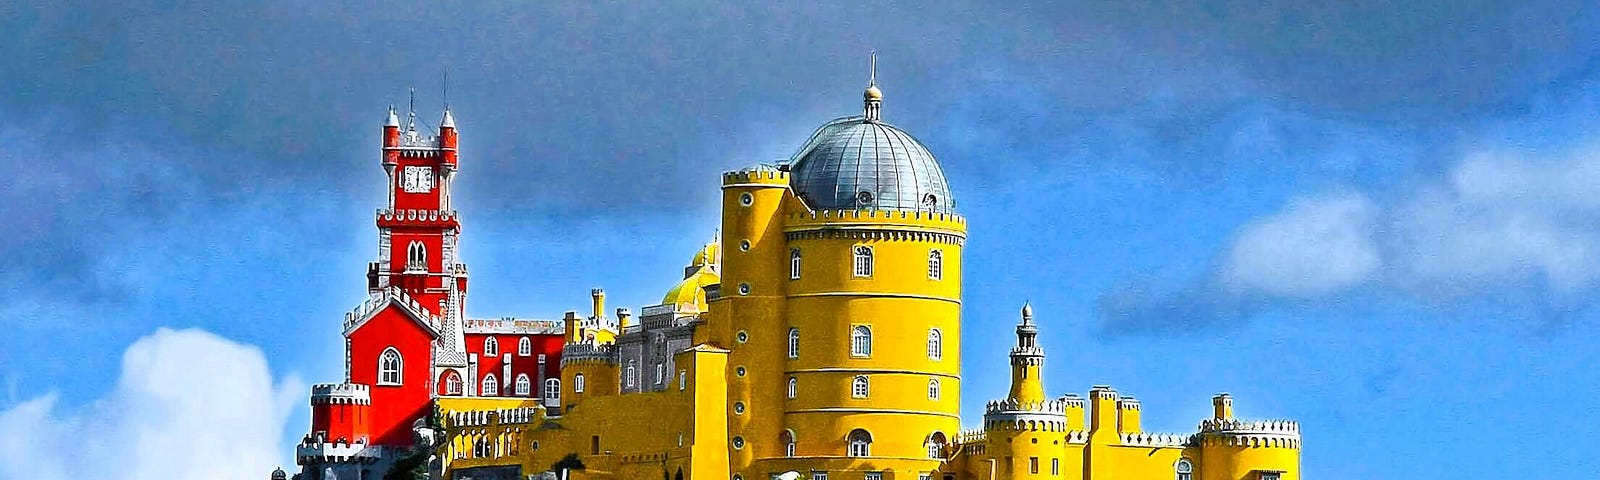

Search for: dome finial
xmin=863 ymin=50 xmax=883 ymax=121
xmin=1021 ymin=302 xmax=1034 ymax=324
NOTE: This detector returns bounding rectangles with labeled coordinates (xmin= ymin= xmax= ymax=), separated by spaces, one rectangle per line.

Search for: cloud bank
xmin=0 ymin=328 xmax=303 ymax=480
xmin=1102 ymin=143 xmax=1600 ymax=333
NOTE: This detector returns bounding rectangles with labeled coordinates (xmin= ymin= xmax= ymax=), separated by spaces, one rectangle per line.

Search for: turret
xmin=1007 ymin=303 xmax=1046 ymax=405
xmin=1213 ymin=393 xmax=1234 ymax=420
xmin=1088 ymin=385 xmax=1119 ymax=443
xmin=439 ymin=108 xmax=458 ymax=167
xmin=1117 ymin=397 xmax=1142 ymax=433
xmin=591 ymin=288 xmax=606 ymax=325
xmin=617 ymin=307 xmax=634 ymax=330
xmin=383 ymin=106 xmax=401 ymax=149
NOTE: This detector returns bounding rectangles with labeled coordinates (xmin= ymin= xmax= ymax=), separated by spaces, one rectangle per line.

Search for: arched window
xmin=928 ymin=249 xmax=942 ymax=280
xmin=626 ymin=362 xmax=637 ymax=388
xmin=851 ymin=325 xmax=872 ymax=357
xmin=484 ymin=337 xmax=498 ymax=357
xmin=787 ymin=328 xmax=800 ymax=359
xmin=518 ymin=337 xmax=532 ymax=356
xmin=574 ymin=373 xmax=586 ymax=393
xmin=847 ymin=429 xmax=872 ymax=457
xmin=787 ymin=377 xmax=798 ymax=399
xmin=852 ymin=375 xmax=869 ymax=398
xmin=545 ymin=379 xmax=561 ymax=403
xmin=514 ymin=374 xmax=531 ymax=395
xmin=406 ymin=241 xmax=426 ymax=271
xmin=790 ymin=249 xmax=802 ymax=280
xmin=927 ymin=328 xmax=942 ymax=361
xmin=378 ymin=348 xmax=403 ymax=385
xmin=780 ymin=430 xmax=796 ymax=457
xmin=1175 ymin=458 xmax=1193 ymax=480
xmin=853 ymin=245 xmax=873 ymax=277
xmin=481 ymin=373 xmax=498 ymax=396
xmin=928 ymin=378 xmax=940 ymax=400
xmin=444 ymin=370 xmax=462 ymax=395
xmin=926 ymin=432 xmax=947 ymax=459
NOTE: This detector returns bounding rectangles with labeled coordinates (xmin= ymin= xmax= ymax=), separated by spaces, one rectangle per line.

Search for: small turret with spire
xmin=863 ymin=50 xmax=882 ymax=121
xmin=1007 ymin=302 xmax=1047 ymax=405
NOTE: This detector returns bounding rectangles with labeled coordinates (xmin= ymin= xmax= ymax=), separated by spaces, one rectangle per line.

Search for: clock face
xmin=402 ymin=166 xmax=435 ymax=193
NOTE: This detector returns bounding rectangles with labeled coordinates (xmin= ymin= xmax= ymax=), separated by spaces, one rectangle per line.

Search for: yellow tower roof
xmin=663 ymin=238 xmax=721 ymax=312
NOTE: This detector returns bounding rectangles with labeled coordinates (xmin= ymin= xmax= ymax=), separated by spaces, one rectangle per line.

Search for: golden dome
xmin=864 ymin=84 xmax=883 ymax=100
xmin=690 ymin=239 xmax=720 ymax=268
xmin=662 ymin=264 xmax=719 ymax=313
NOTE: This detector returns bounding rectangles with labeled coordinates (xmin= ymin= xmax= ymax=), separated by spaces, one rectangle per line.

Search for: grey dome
xmin=785 ymin=116 xmax=955 ymax=214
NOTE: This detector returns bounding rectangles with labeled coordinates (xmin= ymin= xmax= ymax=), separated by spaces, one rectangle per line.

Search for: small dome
xmin=662 ymin=265 xmax=719 ymax=313
xmin=689 ymin=239 xmax=719 ymax=268
xmin=1021 ymin=303 xmax=1034 ymax=320
xmin=864 ymin=84 xmax=883 ymax=100
xmin=786 ymin=116 xmax=955 ymax=214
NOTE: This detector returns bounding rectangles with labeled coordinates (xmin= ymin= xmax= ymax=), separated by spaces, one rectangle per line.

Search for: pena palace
xmin=275 ymin=72 xmax=1301 ymax=480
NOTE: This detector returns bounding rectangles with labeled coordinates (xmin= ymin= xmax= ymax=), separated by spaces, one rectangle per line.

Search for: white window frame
xmin=928 ymin=249 xmax=942 ymax=280
xmin=790 ymin=249 xmax=802 ymax=280
xmin=852 ymin=375 xmax=869 ymax=398
xmin=626 ymin=362 xmax=637 ymax=388
xmin=928 ymin=378 xmax=940 ymax=400
xmin=484 ymin=337 xmax=498 ymax=357
xmin=788 ymin=328 xmax=800 ymax=358
xmin=574 ymin=373 xmax=586 ymax=393
xmin=853 ymin=245 xmax=873 ymax=277
xmin=544 ymin=378 xmax=561 ymax=403
xmin=926 ymin=432 xmax=946 ymax=459
xmin=481 ymin=373 xmax=498 ymax=396
xmin=865 ymin=473 xmax=883 ymax=480
xmin=847 ymin=429 xmax=872 ymax=457
xmin=406 ymin=241 xmax=427 ymax=272
xmin=781 ymin=430 xmax=796 ymax=457
xmin=927 ymin=328 xmax=942 ymax=361
xmin=518 ymin=336 xmax=532 ymax=356
xmin=1176 ymin=458 xmax=1194 ymax=480
xmin=679 ymin=370 xmax=687 ymax=390
xmin=656 ymin=364 xmax=666 ymax=385
xmin=444 ymin=371 xmax=461 ymax=395
xmin=378 ymin=347 xmax=403 ymax=386
xmin=851 ymin=325 xmax=872 ymax=357
xmin=515 ymin=374 xmax=531 ymax=396
xmin=787 ymin=377 xmax=797 ymax=399
xmin=812 ymin=473 xmax=828 ymax=480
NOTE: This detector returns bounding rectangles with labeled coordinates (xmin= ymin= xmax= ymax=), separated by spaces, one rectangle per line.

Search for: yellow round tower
xmin=981 ymin=304 xmax=1071 ymax=480
xmin=765 ymin=77 xmax=965 ymax=479
xmin=1196 ymin=394 xmax=1302 ymax=480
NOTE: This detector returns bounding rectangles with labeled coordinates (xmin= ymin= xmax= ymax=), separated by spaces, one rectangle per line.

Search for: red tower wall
xmin=347 ymin=306 xmax=436 ymax=446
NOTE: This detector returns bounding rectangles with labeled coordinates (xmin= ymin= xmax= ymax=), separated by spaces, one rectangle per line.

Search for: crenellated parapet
xmin=1198 ymin=419 xmax=1302 ymax=449
xmin=784 ymin=209 xmax=967 ymax=244
xmin=560 ymin=342 xmax=618 ymax=366
xmin=376 ymin=208 xmax=462 ymax=228
xmin=310 ymin=383 xmax=371 ymax=405
xmin=721 ymin=167 xmax=791 ymax=186
xmin=447 ymin=406 xmax=544 ymax=428
xmin=343 ymin=287 xmax=440 ymax=335
xmin=296 ymin=436 xmax=388 ymax=465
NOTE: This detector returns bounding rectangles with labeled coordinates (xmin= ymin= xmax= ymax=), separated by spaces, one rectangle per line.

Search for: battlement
xmin=463 ymin=317 xmax=563 ymax=335
xmin=1197 ymin=419 xmax=1302 ymax=449
xmin=447 ymin=406 xmax=543 ymax=428
xmin=1061 ymin=394 xmax=1085 ymax=408
xmin=1117 ymin=398 xmax=1142 ymax=411
xmin=376 ymin=208 xmax=461 ymax=228
xmin=560 ymin=343 xmax=618 ymax=366
xmin=310 ymin=383 xmax=371 ymax=405
xmin=721 ymin=167 xmax=791 ymax=186
xmin=1120 ymin=432 xmax=1191 ymax=447
xmin=785 ymin=208 xmax=966 ymax=228
xmin=296 ymin=437 xmax=389 ymax=465
xmin=343 ymin=287 xmax=439 ymax=334
xmin=985 ymin=397 xmax=1074 ymax=415
xmin=1089 ymin=385 xmax=1119 ymax=400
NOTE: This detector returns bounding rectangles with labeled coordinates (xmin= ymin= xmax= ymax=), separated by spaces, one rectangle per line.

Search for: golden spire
xmin=863 ymin=50 xmax=883 ymax=120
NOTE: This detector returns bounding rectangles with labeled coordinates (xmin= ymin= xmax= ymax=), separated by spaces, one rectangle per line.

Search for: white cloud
xmin=1223 ymin=192 xmax=1380 ymax=297
xmin=0 ymin=328 xmax=303 ymax=480
xmin=1221 ymin=144 xmax=1600 ymax=304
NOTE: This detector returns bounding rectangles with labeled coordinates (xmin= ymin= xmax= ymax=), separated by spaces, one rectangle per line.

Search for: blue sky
xmin=3 ymin=2 xmax=1599 ymax=478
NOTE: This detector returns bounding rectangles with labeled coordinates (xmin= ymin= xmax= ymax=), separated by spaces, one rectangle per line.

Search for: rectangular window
xmin=590 ymin=435 xmax=600 ymax=455
xmin=853 ymin=245 xmax=873 ymax=277
xmin=865 ymin=473 xmax=883 ymax=480
xmin=1029 ymin=457 xmax=1039 ymax=474
xmin=790 ymin=249 xmax=802 ymax=280
xmin=1051 ymin=458 xmax=1060 ymax=475
xmin=1258 ymin=473 xmax=1281 ymax=480
xmin=811 ymin=472 xmax=827 ymax=480
xmin=1005 ymin=456 xmax=1013 ymax=473
xmin=919 ymin=475 xmax=931 ymax=480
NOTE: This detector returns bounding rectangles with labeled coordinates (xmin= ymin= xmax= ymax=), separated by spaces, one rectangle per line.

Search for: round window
xmin=736 ymin=366 xmax=747 ymax=377
xmin=740 ymin=192 xmax=754 ymax=206
xmin=732 ymin=436 xmax=745 ymax=449
xmin=739 ymin=240 xmax=751 ymax=251
xmin=737 ymin=331 xmax=749 ymax=343
xmin=856 ymin=190 xmax=875 ymax=205
xmin=738 ymin=283 xmax=751 ymax=295
xmin=734 ymin=402 xmax=746 ymax=414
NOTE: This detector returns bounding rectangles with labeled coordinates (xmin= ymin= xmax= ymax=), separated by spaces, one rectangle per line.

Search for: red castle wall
xmin=347 ymin=306 xmax=436 ymax=446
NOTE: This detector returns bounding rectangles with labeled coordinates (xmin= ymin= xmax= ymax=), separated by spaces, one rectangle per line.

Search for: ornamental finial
xmin=863 ymin=50 xmax=882 ymax=121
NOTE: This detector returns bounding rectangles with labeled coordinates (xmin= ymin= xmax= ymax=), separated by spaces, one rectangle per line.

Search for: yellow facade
xmin=435 ymin=82 xmax=1300 ymax=480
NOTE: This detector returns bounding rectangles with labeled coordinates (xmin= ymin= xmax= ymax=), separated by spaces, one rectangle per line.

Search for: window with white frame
xmin=928 ymin=378 xmax=940 ymax=400
xmin=518 ymin=337 xmax=531 ymax=356
xmin=790 ymin=249 xmax=802 ymax=280
xmin=853 ymin=245 xmax=873 ymax=277
xmin=847 ymin=429 xmax=872 ymax=457
xmin=927 ymin=328 xmax=942 ymax=361
xmin=1052 ymin=458 xmax=1061 ymax=475
xmin=1175 ymin=458 xmax=1193 ymax=480
xmin=444 ymin=371 xmax=461 ymax=395
xmin=928 ymin=249 xmax=942 ymax=280
xmin=1256 ymin=471 xmax=1278 ymax=480
xmin=626 ymin=362 xmax=637 ymax=387
xmin=656 ymin=364 xmax=666 ymax=384
xmin=378 ymin=348 xmax=403 ymax=385
xmin=926 ymin=432 xmax=947 ymax=459
xmin=851 ymin=325 xmax=872 ymax=357
xmin=852 ymin=375 xmax=869 ymax=398
xmin=481 ymin=373 xmax=498 ymax=396
xmin=515 ymin=374 xmax=531 ymax=396
xmin=865 ymin=473 xmax=882 ymax=480
xmin=787 ymin=377 xmax=797 ymax=399
xmin=574 ymin=373 xmax=586 ymax=393
xmin=406 ymin=241 xmax=426 ymax=271
xmin=484 ymin=337 xmax=498 ymax=357
xmin=679 ymin=370 xmax=687 ymax=390
xmin=788 ymin=328 xmax=800 ymax=358
xmin=544 ymin=378 xmax=560 ymax=403
xmin=812 ymin=472 xmax=828 ymax=480
xmin=780 ymin=430 xmax=796 ymax=457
